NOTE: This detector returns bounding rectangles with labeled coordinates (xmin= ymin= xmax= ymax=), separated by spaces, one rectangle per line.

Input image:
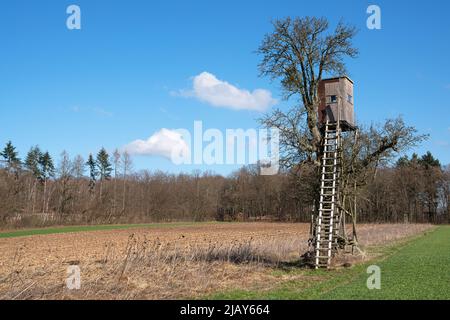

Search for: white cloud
xmin=124 ymin=129 xmax=189 ymax=160
xmin=180 ymin=72 xmax=277 ymax=111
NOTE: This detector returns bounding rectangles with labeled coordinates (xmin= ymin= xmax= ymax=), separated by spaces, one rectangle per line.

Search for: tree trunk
xmin=42 ymin=179 xmax=47 ymax=213
xmin=122 ymin=173 xmax=127 ymax=213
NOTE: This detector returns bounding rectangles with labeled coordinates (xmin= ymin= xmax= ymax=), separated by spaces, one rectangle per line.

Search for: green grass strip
xmin=0 ymin=222 xmax=219 ymax=239
xmin=320 ymin=226 xmax=450 ymax=300
xmin=210 ymin=226 xmax=449 ymax=300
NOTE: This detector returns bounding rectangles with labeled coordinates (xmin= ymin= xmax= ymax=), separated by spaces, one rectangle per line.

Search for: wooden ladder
xmin=315 ymin=121 xmax=341 ymax=269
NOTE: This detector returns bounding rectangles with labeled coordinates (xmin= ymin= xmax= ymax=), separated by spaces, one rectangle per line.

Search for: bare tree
xmin=258 ymin=17 xmax=358 ymax=163
xmin=121 ymin=151 xmax=133 ymax=214
xmin=72 ymin=155 xmax=85 ymax=179
xmin=113 ymin=149 xmax=121 ymax=216
xmin=258 ymin=17 xmax=427 ymax=169
xmin=257 ymin=17 xmax=429 ymax=244
xmin=57 ymin=151 xmax=74 ymax=217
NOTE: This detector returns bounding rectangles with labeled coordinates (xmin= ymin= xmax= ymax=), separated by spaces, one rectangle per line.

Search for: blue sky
xmin=0 ymin=0 xmax=449 ymax=175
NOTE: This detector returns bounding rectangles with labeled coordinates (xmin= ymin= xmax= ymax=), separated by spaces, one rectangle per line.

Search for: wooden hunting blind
xmin=311 ymin=76 xmax=359 ymax=269
xmin=318 ymin=76 xmax=355 ymax=132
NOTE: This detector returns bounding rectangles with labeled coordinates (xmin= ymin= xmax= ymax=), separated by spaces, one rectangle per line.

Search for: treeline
xmin=360 ymin=153 xmax=449 ymax=224
xmin=0 ymin=141 xmax=449 ymax=228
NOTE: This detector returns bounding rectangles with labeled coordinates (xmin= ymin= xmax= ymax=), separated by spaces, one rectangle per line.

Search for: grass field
xmin=0 ymin=222 xmax=441 ymax=300
xmin=211 ymin=226 xmax=450 ymax=300
xmin=0 ymin=222 xmax=216 ymax=239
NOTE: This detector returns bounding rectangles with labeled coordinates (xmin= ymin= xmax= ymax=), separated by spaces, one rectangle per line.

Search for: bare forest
xmin=0 ymin=142 xmax=448 ymax=229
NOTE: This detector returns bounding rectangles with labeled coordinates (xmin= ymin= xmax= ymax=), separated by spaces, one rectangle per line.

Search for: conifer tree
xmin=97 ymin=148 xmax=112 ymax=181
xmin=25 ymin=146 xmax=43 ymax=180
xmin=86 ymin=154 xmax=98 ymax=193
xmin=40 ymin=151 xmax=55 ymax=181
xmin=96 ymin=148 xmax=112 ymax=198
xmin=39 ymin=151 xmax=55 ymax=213
xmin=419 ymin=151 xmax=441 ymax=169
xmin=24 ymin=146 xmax=43 ymax=213
xmin=0 ymin=141 xmax=21 ymax=170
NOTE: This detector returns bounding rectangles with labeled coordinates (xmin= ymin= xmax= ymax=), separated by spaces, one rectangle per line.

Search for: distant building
xmin=318 ymin=76 xmax=355 ymax=131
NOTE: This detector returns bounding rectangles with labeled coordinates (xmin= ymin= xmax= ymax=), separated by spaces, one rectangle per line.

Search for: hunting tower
xmin=318 ymin=76 xmax=355 ymax=131
xmin=311 ymin=76 xmax=358 ymax=269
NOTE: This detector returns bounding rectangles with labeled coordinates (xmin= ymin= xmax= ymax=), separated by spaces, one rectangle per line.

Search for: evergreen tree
xmin=419 ymin=151 xmax=441 ymax=169
xmin=40 ymin=151 xmax=55 ymax=181
xmin=96 ymin=148 xmax=112 ymax=199
xmin=96 ymin=148 xmax=112 ymax=181
xmin=39 ymin=151 xmax=55 ymax=213
xmin=396 ymin=153 xmax=421 ymax=168
xmin=25 ymin=146 xmax=43 ymax=179
xmin=396 ymin=155 xmax=410 ymax=167
xmin=86 ymin=154 xmax=98 ymax=193
xmin=0 ymin=141 xmax=21 ymax=170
